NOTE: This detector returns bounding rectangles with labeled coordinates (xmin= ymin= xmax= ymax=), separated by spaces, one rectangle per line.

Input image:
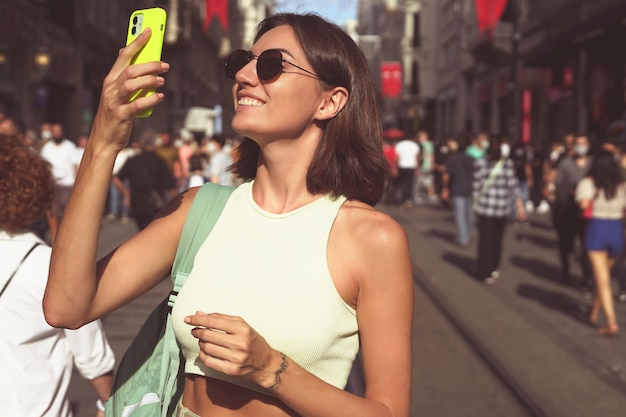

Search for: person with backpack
xmin=44 ymin=13 xmax=413 ymax=417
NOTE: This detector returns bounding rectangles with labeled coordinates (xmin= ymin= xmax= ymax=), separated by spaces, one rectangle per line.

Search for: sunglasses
xmin=224 ymin=49 xmax=320 ymax=82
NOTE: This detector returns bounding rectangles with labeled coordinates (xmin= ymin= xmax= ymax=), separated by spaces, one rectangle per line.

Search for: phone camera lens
xmin=133 ymin=16 xmax=138 ymax=24
xmin=131 ymin=26 xmax=137 ymax=35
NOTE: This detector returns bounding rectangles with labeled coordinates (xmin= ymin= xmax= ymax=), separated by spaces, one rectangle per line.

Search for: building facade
xmin=416 ymin=0 xmax=626 ymax=148
xmin=0 ymin=0 xmax=272 ymax=142
xmin=519 ymin=0 xmax=626 ymax=147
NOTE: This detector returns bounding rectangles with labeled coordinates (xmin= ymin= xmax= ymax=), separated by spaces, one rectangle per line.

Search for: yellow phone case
xmin=126 ymin=7 xmax=167 ymax=118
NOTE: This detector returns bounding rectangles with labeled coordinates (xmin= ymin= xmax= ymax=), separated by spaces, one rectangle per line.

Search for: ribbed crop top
xmin=171 ymin=181 xmax=359 ymax=394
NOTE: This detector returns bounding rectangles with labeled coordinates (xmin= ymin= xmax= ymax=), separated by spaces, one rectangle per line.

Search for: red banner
xmin=204 ymin=0 xmax=228 ymax=32
xmin=521 ymin=89 xmax=531 ymax=144
xmin=381 ymin=62 xmax=402 ymax=98
xmin=474 ymin=0 xmax=507 ymax=35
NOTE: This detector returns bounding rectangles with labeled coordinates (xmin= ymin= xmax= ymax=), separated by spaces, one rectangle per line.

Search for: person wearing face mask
xmin=552 ymin=134 xmax=593 ymax=288
xmin=39 ymin=122 xmax=53 ymax=145
xmin=39 ymin=123 xmax=79 ymax=224
xmin=473 ymin=136 xmax=526 ymax=284
xmin=466 ymin=132 xmax=489 ymax=160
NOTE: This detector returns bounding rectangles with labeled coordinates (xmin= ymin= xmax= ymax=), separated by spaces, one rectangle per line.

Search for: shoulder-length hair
xmin=229 ymin=13 xmax=387 ymax=206
xmin=588 ymin=149 xmax=623 ymax=200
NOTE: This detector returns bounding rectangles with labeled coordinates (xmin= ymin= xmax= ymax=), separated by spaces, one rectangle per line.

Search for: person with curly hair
xmin=0 ymin=134 xmax=116 ymax=417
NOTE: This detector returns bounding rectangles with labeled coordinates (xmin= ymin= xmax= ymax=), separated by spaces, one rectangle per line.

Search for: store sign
xmin=381 ymin=62 xmax=402 ymax=98
xmin=521 ymin=89 xmax=531 ymax=144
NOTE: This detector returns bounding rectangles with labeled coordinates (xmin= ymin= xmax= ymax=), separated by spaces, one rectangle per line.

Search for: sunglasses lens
xmin=225 ymin=50 xmax=250 ymax=79
xmin=257 ymin=50 xmax=283 ymax=81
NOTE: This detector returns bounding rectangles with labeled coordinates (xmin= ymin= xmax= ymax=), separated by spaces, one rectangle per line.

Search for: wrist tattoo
xmin=269 ymin=352 xmax=289 ymax=391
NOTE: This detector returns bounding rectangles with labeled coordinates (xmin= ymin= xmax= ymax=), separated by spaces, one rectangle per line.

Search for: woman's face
xmin=230 ymin=25 xmax=325 ymax=143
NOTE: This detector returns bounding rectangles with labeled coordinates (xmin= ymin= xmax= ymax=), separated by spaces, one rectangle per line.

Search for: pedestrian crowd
xmin=107 ymin=130 xmax=241 ymax=231
xmin=383 ymin=128 xmax=626 ymax=336
xmin=0 ymin=110 xmax=241 ymax=236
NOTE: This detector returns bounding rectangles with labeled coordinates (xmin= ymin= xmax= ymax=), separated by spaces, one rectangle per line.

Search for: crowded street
xmin=4 ymin=1 xmax=626 ymax=416
xmin=66 ymin=203 xmax=626 ymax=417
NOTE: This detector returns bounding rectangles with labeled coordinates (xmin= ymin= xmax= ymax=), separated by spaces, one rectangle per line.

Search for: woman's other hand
xmin=186 ymin=312 xmax=283 ymax=389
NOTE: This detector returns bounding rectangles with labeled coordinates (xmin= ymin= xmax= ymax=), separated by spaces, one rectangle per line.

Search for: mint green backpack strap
xmin=160 ymin=183 xmax=234 ymax=417
xmin=169 ymin=182 xmax=234 ymax=307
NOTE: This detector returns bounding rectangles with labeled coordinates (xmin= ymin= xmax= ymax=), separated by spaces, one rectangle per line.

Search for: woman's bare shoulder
xmin=337 ymin=200 xmax=408 ymax=254
xmin=330 ymin=200 xmax=412 ymax=309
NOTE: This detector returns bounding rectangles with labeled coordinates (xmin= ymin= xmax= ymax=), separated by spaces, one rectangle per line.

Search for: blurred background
xmin=2 ymin=0 xmax=625 ymax=149
xmin=3 ymin=1 xmax=626 ymax=416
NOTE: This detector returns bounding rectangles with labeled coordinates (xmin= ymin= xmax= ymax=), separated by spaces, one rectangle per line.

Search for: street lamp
xmin=34 ymin=50 xmax=50 ymax=69
xmin=34 ymin=47 xmax=51 ymax=76
xmin=33 ymin=46 xmax=51 ymax=110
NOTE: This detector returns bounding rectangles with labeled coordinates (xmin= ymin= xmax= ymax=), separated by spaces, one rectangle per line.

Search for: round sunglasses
xmin=224 ymin=49 xmax=320 ymax=82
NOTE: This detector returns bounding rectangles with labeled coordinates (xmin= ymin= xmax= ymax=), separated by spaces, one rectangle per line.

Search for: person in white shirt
xmin=0 ymin=134 xmax=115 ymax=417
xmin=394 ymin=135 xmax=420 ymax=207
xmin=205 ymin=134 xmax=234 ymax=186
xmin=40 ymin=123 xmax=78 ymax=221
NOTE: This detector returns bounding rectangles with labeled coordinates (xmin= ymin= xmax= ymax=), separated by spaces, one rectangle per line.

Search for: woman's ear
xmin=315 ymin=87 xmax=349 ymax=121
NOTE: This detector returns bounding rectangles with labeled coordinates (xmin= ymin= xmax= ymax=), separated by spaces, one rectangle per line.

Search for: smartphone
xmin=125 ymin=7 xmax=167 ymax=118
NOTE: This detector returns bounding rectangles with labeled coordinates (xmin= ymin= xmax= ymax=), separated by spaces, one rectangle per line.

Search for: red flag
xmin=474 ymin=0 xmax=507 ymax=35
xmin=381 ymin=62 xmax=402 ymax=98
xmin=204 ymin=0 xmax=228 ymax=32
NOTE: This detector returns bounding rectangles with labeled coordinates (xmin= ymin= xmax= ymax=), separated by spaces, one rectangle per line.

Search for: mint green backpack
xmin=105 ymin=183 xmax=234 ymax=417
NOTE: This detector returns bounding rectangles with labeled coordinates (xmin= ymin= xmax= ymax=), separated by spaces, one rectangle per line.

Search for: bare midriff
xmin=182 ymin=375 xmax=300 ymax=417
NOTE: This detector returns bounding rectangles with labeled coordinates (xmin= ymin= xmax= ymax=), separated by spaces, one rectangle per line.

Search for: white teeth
xmin=238 ymin=97 xmax=263 ymax=106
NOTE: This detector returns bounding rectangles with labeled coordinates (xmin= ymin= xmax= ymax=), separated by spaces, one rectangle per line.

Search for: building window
xmin=412 ymin=12 xmax=421 ymax=48
xmin=411 ymin=61 xmax=419 ymax=96
xmin=46 ymin=0 xmax=75 ymax=35
xmin=528 ymin=0 xmax=543 ymax=16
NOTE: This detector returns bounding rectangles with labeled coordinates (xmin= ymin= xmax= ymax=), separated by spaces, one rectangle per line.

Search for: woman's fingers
xmin=109 ymin=28 xmax=153 ymax=77
xmin=88 ymin=29 xmax=169 ymax=151
xmin=100 ymin=28 xmax=169 ymax=116
xmin=95 ymin=64 xmax=169 ymax=141
xmin=119 ymin=73 xmax=167 ymax=110
xmin=186 ymin=312 xmax=272 ymax=378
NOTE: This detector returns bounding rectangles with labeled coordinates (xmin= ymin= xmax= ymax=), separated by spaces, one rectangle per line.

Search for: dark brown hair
xmin=589 ymin=149 xmax=623 ymax=200
xmin=0 ymin=134 xmax=55 ymax=233
xmin=229 ymin=13 xmax=387 ymax=205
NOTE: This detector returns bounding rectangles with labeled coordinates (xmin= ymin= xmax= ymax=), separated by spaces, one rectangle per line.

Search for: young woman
xmin=44 ymin=13 xmax=413 ymax=417
xmin=576 ymin=149 xmax=626 ymax=336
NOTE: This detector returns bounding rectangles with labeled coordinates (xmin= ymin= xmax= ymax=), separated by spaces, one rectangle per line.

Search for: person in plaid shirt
xmin=473 ymin=136 xmax=526 ymax=284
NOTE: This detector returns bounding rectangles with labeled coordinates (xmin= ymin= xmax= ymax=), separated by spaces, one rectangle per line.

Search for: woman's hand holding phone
xmin=90 ymin=29 xmax=170 ymax=154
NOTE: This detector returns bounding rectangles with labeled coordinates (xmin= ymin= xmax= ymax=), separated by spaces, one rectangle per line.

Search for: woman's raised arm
xmin=43 ymin=29 xmax=175 ymax=329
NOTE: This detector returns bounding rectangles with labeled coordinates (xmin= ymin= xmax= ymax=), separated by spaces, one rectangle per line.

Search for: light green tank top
xmin=171 ymin=181 xmax=358 ymax=394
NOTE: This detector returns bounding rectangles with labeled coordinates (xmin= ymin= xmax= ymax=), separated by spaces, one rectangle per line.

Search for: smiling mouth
xmin=238 ymin=97 xmax=263 ymax=106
